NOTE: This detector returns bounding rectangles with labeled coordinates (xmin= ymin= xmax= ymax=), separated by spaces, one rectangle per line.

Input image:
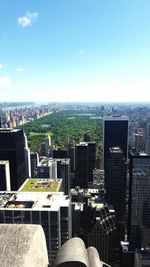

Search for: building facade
xmin=145 ymin=123 xmax=150 ymax=154
xmin=0 ymin=191 xmax=72 ymax=265
xmin=0 ymin=128 xmax=26 ymax=190
xmin=105 ymin=147 xmax=127 ymax=245
xmin=128 ymin=154 xmax=150 ymax=250
xmin=0 ymin=161 xmax=11 ymax=191
xmin=75 ymin=142 xmax=96 ymax=188
xmin=103 ymin=116 xmax=129 ymax=170
xmin=30 ymin=152 xmax=39 ymax=178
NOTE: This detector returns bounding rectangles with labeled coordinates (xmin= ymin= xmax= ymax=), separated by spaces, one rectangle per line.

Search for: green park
xmin=21 ymin=110 xmax=103 ymax=153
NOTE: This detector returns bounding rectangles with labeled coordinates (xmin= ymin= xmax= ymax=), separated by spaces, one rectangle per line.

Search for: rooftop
xmin=110 ymin=146 xmax=123 ymax=153
xmin=104 ymin=115 xmax=129 ymax=121
xmin=0 ymin=128 xmax=21 ymax=133
xmin=0 ymin=191 xmax=70 ymax=211
xmin=0 ymin=160 xmax=9 ymax=165
xmin=19 ymin=178 xmax=62 ymax=192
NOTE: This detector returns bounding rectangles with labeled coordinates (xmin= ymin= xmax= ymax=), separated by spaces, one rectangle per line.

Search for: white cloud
xmin=0 ymin=76 xmax=11 ymax=86
xmin=0 ymin=64 xmax=3 ymax=69
xmin=16 ymin=67 xmax=25 ymax=72
xmin=78 ymin=49 xmax=86 ymax=55
xmin=18 ymin=12 xmax=39 ymax=28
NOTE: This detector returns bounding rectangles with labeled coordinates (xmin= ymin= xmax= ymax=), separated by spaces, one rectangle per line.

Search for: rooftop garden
xmin=21 ymin=179 xmax=60 ymax=192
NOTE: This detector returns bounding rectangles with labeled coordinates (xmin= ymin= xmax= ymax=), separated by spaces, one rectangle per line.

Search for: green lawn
xmin=21 ymin=179 xmax=59 ymax=192
xmin=29 ymin=132 xmax=49 ymax=137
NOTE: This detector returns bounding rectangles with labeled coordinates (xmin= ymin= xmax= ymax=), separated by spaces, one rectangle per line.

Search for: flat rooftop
xmin=39 ymin=157 xmax=70 ymax=166
xmin=110 ymin=146 xmax=123 ymax=153
xmin=0 ymin=191 xmax=70 ymax=211
xmin=19 ymin=178 xmax=62 ymax=192
xmin=0 ymin=128 xmax=20 ymax=133
xmin=0 ymin=160 xmax=9 ymax=165
xmin=104 ymin=116 xmax=129 ymax=121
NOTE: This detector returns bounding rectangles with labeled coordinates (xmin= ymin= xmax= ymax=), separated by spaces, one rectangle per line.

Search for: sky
xmin=0 ymin=0 xmax=150 ymax=102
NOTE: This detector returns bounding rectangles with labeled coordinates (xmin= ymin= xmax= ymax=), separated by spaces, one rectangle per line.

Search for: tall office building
xmin=128 ymin=154 xmax=150 ymax=250
xmin=30 ymin=152 xmax=39 ymax=177
xmin=105 ymin=147 xmax=127 ymax=245
xmin=82 ymin=203 xmax=116 ymax=266
xmin=75 ymin=142 xmax=88 ymax=188
xmin=67 ymin=139 xmax=75 ymax=172
xmin=41 ymin=135 xmax=52 ymax=157
xmin=71 ymin=189 xmax=116 ymax=266
xmin=37 ymin=158 xmax=58 ymax=179
xmin=56 ymin=159 xmax=70 ymax=195
xmin=88 ymin=142 xmax=96 ymax=183
xmin=0 ymin=191 xmax=72 ymax=265
xmin=0 ymin=128 xmax=26 ymax=190
xmin=134 ymin=133 xmax=144 ymax=153
xmin=83 ymin=131 xmax=91 ymax=142
xmin=75 ymin=142 xmax=96 ymax=188
xmin=145 ymin=123 xmax=150 ymax=154
xmin=103 ymin=116 xmax=129 ymax=170
xmin=0 ymin=161 xmax=11 ymax=191
xmin=24 ymin=133 xmax=31 ymax=178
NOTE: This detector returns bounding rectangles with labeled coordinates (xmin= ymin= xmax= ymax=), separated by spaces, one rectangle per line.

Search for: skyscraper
xmin=30 ymin=152 xmax=39 ymax=177
xmin=24 ymin=132 xmax=31 ymax=178
xmin=75 ymin=143 xmax=88 ymax=188
xmin=103 ymin=116 xmax=128 ymax=247
xmin=144 ymin=123 xmax=150 ymax=154
xmin=0 ymin=160 xmax=11 ymax=191
xmin=105 ymin=147 xmax=127 ymax=245
xmin=75 ymin=142 xmax=96 ymax=188
xmin=88 ymin=142 xmax=96 ymax=183
xmin=103 ymin=116 xmax=129 ymax=170
xmin=56 ymin=159 xmax=70 ymax=195
xmin=128 ymin=154 xmax=150 ymax=250
xmin=0 ymin=128 xmax=26 ymax=190
xmin=67 ymin=139 xmax=75 ymax=172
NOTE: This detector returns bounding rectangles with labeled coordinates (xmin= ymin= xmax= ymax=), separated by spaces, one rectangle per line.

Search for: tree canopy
xmin=21 ymin=110 xmax=103 ymax=152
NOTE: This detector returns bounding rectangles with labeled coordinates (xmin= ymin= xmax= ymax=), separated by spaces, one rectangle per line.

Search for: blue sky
xmin=0 ymin=0 xmax=150 ymax=102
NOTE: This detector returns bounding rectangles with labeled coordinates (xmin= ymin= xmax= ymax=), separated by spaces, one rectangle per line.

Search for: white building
xmin=0 ymin=191 xmax=72 ymax=265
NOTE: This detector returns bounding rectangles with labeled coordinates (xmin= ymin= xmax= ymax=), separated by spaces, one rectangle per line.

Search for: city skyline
xmin=0 ymin=0 xmax=150 ymax=102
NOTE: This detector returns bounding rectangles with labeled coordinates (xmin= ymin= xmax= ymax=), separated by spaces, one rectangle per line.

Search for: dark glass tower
xmin=30 ymin=152 xmax=39 ymax=177
xmin=103 ymin=116 xmax=128 ymax=246
xmin=128 ymin=154 xmax=150 ymax=250
xmin=0 ymin=128 xmax=26 ymax=190
xmin=57 ymin=159 xmax=70 ymax=195
xmin=0 ymin=160 xmax=11 ymax=191
xmin=88 ymin=142 xmax=96 ymax=183
xmin=105 ymin=146 xmax=127 ymax=245
xmin=75 ymin=143 xmax=88 ymax=188
xmin=103 ymin=116 xmax=129 ymax=170
xmin=75 ymin=142 xmax=96 ymax=188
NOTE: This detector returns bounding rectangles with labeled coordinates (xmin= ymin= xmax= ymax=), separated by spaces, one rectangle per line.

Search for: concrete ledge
xmin=87 ymin=247 xmax=103 ymax=267
xmin=0 ymin=224 xmax=49 ymax=267
xmin=54 ymin=237 xmax=89 ymax=267
xmin=54 ymin=237 xmax=105 ymax=267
